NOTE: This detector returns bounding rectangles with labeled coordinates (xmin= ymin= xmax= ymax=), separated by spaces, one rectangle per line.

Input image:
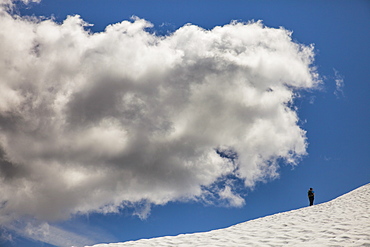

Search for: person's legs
xmin=309 ymin=197 xmax=314 ymax=206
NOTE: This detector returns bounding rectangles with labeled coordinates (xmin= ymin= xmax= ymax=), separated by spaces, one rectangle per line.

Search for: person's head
xmin=309 ymin=188 xmax=313 ymax=190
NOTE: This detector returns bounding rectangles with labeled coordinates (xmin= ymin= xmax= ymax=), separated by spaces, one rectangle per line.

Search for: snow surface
xmin=88 ymin=183 xmax=370 ymax=247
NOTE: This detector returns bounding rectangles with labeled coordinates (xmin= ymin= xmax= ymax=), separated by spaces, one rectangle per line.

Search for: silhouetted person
xmin=308 ymin=188 xmax=315 ymax=206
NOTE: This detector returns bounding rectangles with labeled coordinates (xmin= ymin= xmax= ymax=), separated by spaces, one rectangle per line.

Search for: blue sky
xmin=1 ymin=0 xmax=369 ymax=246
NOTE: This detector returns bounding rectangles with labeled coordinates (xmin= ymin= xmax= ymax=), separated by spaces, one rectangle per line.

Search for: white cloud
xmin=0 ymin=0 xmax=40 ymax=8
xmin=333 ymin=69 xmax=345 ymax=98
xmin=0 ymin=2 xmax=319 ymax=231
xmin=219 ymin=186 xmax=245 ymax=207
xmin=4 ymin=219 xmax=98 ymax=247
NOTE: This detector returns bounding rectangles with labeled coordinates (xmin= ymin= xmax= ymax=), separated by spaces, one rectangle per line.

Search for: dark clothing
xmin=308 ymin=189 xmax=315 ymax=206
xmin=309 ymin=196 xmax=314 ymax=206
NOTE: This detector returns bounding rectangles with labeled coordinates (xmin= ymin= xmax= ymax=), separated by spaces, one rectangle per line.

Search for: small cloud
xmin=309 ymin=96 xmax=316 ymax=104
xmin=324 ymin=156 xmax=332 ymax=161
xmin=333 ymin=69 xmax=345 ymax=98
xmin=219 ymin=186 xmax=245 ymax=207
xmin=0 ymin=228 xmax=13 ymax=244
xmin=132 ymin=202 xmax=152 ymax=220
xmin=4 ymin=219 xmax=96 ymax=247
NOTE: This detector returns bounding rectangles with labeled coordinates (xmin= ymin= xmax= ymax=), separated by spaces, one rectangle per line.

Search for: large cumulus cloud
xmin=0 ymin=4 xmax=319 ymax=223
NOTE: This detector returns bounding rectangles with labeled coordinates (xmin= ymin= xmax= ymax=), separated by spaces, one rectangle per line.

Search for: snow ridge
xmin=88 ymin=183 xmax=370 ymax=246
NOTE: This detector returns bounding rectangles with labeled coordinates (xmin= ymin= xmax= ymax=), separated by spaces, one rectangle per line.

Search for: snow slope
xmin=88 ymin=183 xmax=370 ymax=246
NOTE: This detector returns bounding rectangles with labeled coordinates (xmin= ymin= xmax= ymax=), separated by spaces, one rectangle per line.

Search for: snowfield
xmin=88 ymin=183 xmax=370 ymax=247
